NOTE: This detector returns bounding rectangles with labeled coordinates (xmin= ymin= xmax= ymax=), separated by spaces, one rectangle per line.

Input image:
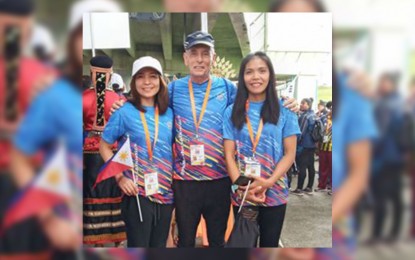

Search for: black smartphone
xmin=234 ymin=175 xmax=251 ymax=186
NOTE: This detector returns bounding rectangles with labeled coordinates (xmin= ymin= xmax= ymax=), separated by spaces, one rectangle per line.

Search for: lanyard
xmin=140 ymin=106 xmax=159 ymax=163
xmin=245 ymin=101 xmax=263 ymax=156
xmin=188 ymin=78 xmax=212 ymax=137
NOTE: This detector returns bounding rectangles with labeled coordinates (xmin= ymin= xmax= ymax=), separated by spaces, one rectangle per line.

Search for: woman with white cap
xmin=99 ymin=56 xmax=174 ymax=247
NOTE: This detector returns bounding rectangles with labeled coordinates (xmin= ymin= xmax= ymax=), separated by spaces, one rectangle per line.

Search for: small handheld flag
xmin=2 ymin=144 xmax=70 ymax=232
xmin=93 ymin=136 xmax=133 ymax=189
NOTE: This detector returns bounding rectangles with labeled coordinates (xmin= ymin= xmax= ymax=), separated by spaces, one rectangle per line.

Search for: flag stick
xmin=133 ymin=143 xmax=143 ymax=222
xmin=238 ymin=180 xmax=251 ymax=213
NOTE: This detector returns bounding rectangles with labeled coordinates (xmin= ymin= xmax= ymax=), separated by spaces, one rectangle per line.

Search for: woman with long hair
xmin=99 ymin=56 xmax=174 ymax=247
xmin=223 ymin=51 xmax=300 ymax=247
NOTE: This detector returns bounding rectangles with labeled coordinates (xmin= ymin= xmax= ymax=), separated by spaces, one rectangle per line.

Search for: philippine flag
xmin=1 ymin=145 xmax=71 ymax=232
xmin=93 ymin=136 xmax=133 ymax=189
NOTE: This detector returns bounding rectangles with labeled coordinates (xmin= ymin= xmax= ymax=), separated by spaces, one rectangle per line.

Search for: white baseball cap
xmin=29 ymin=24 xmax=56 ymax=55
xmin=69 ymin=0 xmax=122 ymax=31
xmin=132 ymin=56 xmax=163 ymax=77
xmin=110 ymin=73 xmax=124 ymax=87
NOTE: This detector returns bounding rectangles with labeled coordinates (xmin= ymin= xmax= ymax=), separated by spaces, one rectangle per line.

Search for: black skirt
xmin=83 ymin=153 xmax=126 ymax=245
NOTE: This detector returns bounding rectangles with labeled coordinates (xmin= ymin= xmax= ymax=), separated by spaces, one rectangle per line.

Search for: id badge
xmin=144 ymin=172 xmax=159 ymax=196
xmin=323 ymin=135 xmax=329 ymax=143
xmin=190 ymin=143 xmax=205 ymax=166
xmin=243 ymin=157 xmax=261 ymax=178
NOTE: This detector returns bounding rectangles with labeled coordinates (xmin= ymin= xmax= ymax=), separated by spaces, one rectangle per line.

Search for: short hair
xmin=326 ymin=101 xmax=332 ymax=110
xmin=301 ymin=97 xmax=313 ymax=107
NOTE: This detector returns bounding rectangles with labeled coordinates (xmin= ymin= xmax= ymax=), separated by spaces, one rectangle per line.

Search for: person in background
xmin=109 ymin=72 xmax=126 ymax=98
xmin=83 ymin=56 xmax=126 ymax=246
xmin=316 ymin=108 xmax=332 ymax=194
xmin=292 ymin=97 xmax=316 ymax=195
xmin=407 ymin=77 xmax=415 ymax=240
xmin=326 ymin=100 xmax=332 ymax=112
xmin=316 ymin=100 xmax=328 ymax=119
xmin=29 ymin=24 xmax=56 ymax=67
xmin=368 ymin=72 xmax=406 ymax=244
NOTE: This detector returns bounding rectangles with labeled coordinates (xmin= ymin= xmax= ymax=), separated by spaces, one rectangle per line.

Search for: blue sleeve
xmin=102 ymin=108 xmax=126 ymax=144
xmin=223 ymin=106 xmax=235 ymax=140
xmin=168 ymin=81 xmax=174 ymax=109
xmin=225 ymin=79 xmax=237 ymax=106
xmin=13 ymin=90 xmax=57 ymax=155
xmin=283 ymin=109 xmax=301 ymax=139
xmin=345 ymin=90 xmax=378 ymax=144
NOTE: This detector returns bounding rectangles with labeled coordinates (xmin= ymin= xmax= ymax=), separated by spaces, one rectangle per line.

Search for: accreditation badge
xmin=323 ymin=135 xmax=329 ymax=143
xmin=190 ymin=139 xmax=205 ymax=166
xmin=144 ymin=171 xmax=160 ymax=196
xmin=243 ymin=157 xmax=261 ymax=178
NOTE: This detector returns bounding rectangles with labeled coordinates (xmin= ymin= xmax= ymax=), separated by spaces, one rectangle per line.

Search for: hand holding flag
xmin=93 ymin=136 xmax=133 ymax=189
xmin=1 ymin=144 xmax=71 ymax=233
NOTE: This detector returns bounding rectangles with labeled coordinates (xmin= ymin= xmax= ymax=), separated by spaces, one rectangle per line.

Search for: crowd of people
xmin=289 ymin=98 xmax=332 ymax=196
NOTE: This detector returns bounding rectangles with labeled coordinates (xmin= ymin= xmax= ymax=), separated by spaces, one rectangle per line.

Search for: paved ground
xmin=281 ymin=173 xmax=332 ymax=248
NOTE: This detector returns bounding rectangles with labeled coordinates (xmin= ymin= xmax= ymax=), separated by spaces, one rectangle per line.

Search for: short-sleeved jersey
xmin=102 ymin=103 xmax=174 ymax=204
xmin=168 ymin=75 xmax=237 ymax=181
xmin=223 ymin=100 xmax=300 ymax=207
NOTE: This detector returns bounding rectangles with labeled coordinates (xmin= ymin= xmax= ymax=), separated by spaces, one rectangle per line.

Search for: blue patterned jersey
xmin=169 ymin=75 xmax=237 ymax=181
xmin=223 ymin=100 xmax=300 ymax=207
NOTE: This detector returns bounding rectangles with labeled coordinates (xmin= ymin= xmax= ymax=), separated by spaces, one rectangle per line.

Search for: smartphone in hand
xmin=233 ymin=175 xmax=252 ymax=186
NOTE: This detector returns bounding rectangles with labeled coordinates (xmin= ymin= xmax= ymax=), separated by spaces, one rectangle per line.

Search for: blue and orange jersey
xmin=102 ymin=102 xmax=174 ymax=205
xmin=169 ymin=75 xmax=237 ymax=181
xmin=223 ymin=100 xmax=300 ymax=207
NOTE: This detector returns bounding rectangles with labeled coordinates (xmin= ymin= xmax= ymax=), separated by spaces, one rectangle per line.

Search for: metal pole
xmin=264 ymin=13 xmax=268 ymax=52
xmin=201 ymin=13 xmax=208 ymax=32
xmin=89 ymin=13 xmax=96 ymax=57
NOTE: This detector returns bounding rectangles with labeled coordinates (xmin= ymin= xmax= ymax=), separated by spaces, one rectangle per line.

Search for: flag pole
xmin=238 ymin=180 xmax=252 ymax=213
xmin=133 ymin=143 xmax=143 ymax=222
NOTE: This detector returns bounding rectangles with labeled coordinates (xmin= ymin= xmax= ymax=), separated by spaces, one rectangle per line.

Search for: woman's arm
xmin=10 ymin=148 xmax=36 ymax=188
xmin=250 ymin=135 xmax=297 ymax=190
xmin=223 ymin=139 xmax=240 ymax=183
xmin=332 ymin=140 xmax=371 ymax=224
